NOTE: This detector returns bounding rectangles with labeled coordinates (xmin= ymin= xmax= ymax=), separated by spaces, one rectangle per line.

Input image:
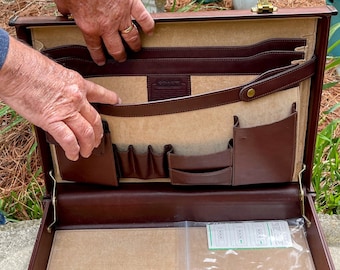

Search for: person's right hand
xmin=0 ymin=36 xmax=120 ymax=161
xmin=54 ymin=0 xmax=155 ymax=65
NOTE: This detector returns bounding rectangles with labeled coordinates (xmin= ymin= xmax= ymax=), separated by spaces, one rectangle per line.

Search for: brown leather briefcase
xmin=11 ymin=3 xmax=337 ymax=269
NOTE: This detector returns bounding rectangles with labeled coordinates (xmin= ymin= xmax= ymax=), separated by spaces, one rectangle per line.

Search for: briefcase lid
xmin=10 ymin=6 xmax=335 ymax=194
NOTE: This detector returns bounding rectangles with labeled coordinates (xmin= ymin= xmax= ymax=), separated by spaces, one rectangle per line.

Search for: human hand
xmin=0 ymin=36 xmax=120 ymax=161
xmin=54 ymin=0 xmax=155 ymax=65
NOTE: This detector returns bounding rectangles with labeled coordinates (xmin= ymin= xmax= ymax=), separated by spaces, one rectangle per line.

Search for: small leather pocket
xmin=48 ymin=121 xmax=118 ymax=186
xmin=168 ymin=148 xmax=232 ymax=185
xmin=232 ymin=104 xmax=297 ymax=185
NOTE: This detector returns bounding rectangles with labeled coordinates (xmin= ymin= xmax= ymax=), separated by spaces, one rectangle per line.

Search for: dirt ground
xmin=0 ymin=0 xmax=339 ymax=199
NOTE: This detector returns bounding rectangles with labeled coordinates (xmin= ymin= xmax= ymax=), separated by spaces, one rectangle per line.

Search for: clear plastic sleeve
xmin=176 ymin=218 xmax=315 ymax=270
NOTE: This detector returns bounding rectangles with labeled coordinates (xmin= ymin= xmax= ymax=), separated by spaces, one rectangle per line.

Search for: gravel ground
xmin=0 ymin=215 xmax=339 ymax=270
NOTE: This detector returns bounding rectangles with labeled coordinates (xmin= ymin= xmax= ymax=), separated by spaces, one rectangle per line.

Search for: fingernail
xmin=118 ymin=57 xmax=127 ymax=63
xmin=95 ymin=135 xmax=103 ymax=148
xmin=83 ymin=152 xmax=91 ymax=159
xmin=96 ymin=60 xmax=106 ymax=66
xmin=69 ymin=154 xmax=79 ymax=161
xmin=118 ymin=97 xmax=122 ymax=104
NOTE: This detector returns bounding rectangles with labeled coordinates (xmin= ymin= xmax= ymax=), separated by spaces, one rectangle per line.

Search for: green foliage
xmin=0 ymin=104 xmax=25 ymax=135
xmin=0 ymin=103 xmax=44 ymax=221
xmin=311 ymin=21 xmax=340 ymax=215
xmin=0 ymin=174 xmax=44 ymax=221
xmin=0 ymin=141 xmax=44 ymax=221
xmin=325 ymin=22 xmax=340 ymax=89
xmin=313 ymin=116 xmax=340 ymax=214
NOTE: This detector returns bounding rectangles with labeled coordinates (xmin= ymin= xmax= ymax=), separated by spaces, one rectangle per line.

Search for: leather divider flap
xmin=168 ymin=148 xmax=232 ymax=185
xmin=232 ymin=103 xmax=297 ymax=185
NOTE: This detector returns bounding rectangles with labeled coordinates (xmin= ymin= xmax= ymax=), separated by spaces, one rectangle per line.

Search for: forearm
xmin=0 ymin=35 xmax=77 ymax=121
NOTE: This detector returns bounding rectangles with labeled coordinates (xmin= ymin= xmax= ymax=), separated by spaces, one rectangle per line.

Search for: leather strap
xmin=95 ymin=56 xmax=316 ymax=117
xmin=53 ymin=50 xmax=304 ymax=77
xmin=43 ymin=38 xmax=306 ymax=60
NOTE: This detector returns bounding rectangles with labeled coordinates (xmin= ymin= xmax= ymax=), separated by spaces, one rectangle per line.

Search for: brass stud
xmin=247 ymin=88 xmax=256 ymax=98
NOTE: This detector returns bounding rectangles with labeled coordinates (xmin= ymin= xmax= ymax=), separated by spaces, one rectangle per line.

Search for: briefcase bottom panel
xmin=28 ymin=187 xmax=335 ymax=269
xmin=47 ymin=223 xmax=314 ymax=270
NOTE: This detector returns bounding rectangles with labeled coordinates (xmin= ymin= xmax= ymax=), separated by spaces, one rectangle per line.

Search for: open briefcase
xmin=10 ymin=2 xmax=337 ymax=269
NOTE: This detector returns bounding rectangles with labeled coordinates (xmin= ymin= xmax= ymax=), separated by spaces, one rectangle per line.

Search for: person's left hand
xmin=0 ymin=36 xmax=121 ymax=161
xmin=54 ymin=0 xmax=155 ymax=65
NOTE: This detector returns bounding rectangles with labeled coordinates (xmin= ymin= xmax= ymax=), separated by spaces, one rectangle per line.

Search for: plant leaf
xmin=325 ymin=57 xmax=340 ymax=70
xmin=324 ymin=103 xmax=340 ymax=114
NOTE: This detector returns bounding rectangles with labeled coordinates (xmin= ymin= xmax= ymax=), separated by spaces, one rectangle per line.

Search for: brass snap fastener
xmin=247 ymin=88 xmax=256 ymax=98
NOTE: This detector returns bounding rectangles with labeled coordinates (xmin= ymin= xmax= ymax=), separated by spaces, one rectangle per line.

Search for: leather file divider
xmin=44 ymin=40 xmax=314 ymax=186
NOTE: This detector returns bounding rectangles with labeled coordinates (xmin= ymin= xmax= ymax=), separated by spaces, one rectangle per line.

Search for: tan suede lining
xmin=88 ymin=75 xmax=257 ymax=103
xmin=101 ymin=87 xmax=299 ymax=156
xmin=31 ymin=18 xmax=317 ymax=60
xmin=47 ymin=226 xmax=314 ymax=270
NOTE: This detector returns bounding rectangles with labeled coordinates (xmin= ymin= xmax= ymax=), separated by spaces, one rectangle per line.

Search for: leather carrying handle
xmin=96 ymin=56 xmax=316 ymax=117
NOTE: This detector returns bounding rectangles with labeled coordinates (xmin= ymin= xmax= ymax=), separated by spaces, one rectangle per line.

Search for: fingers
xmin=65 ymin=103 xmax=101 ymax=159
xmin=101 ymin=30 xmax=127 ymax=63
xmin=85 ymin=79 xmax=121 ymax=104
xmin=120 ymin=23 xmax=141 ymax=53
xmin=131 ymin=0 xmax=155 ymax=35
xmin=46 ymin=81 xmax=120 ymax=161
xmin=47 ymin=103 xmax=102 ymax=161
xmin=83 ymin=34 xmax=107 ymax=66
xmin=79 ymin=101 xmax=103 ymax=149
xmin=47 ymin=122 xmax=80 ymax=161
xmin=97 ymin=0 xmax=154 ymax=63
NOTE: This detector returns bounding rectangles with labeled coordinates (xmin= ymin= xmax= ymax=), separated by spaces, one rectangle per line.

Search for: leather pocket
xmin=48 ymin=121 xmax=118 ymax=186
xmin=168 ymin=148 xmax=233 ymax=185
xmin=232 ymin=104 xmax=297 ymax=185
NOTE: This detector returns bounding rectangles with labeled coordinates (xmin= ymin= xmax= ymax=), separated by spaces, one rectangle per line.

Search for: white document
xmin=207 ymin=220 xmax=293 ymax=249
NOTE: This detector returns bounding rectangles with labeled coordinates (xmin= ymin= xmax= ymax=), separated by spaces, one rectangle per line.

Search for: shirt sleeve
xmin=0 ymin=29 xmax=10 ymax=70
